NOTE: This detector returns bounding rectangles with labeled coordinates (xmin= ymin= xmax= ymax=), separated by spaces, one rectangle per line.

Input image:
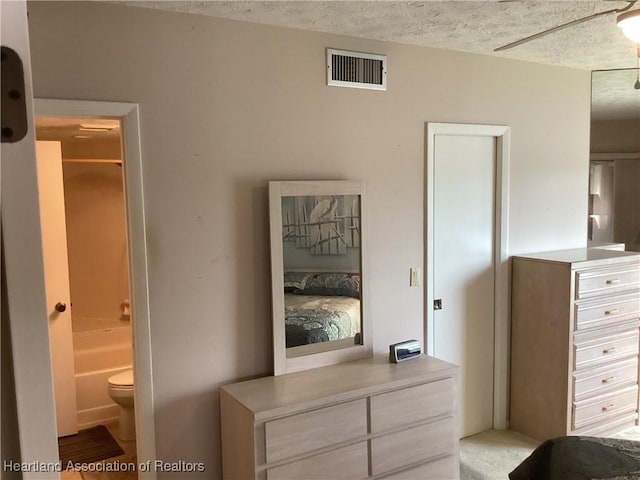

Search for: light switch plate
xmin=410 ymin=267 xmax=421 ymax=286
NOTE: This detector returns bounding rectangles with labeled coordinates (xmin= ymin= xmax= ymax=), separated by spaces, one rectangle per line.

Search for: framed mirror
xmin=269 ymin=180 xmax=372 ymax=375
xmin=589 ymin=68 xmax=640 ymax=251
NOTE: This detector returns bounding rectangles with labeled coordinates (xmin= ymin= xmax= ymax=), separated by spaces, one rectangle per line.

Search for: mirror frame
xmin=269 ymin=180 xmax=372 ymax=375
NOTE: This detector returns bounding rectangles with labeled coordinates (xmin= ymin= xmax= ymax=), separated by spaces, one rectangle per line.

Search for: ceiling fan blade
xmin=494 ymin=1 xmax=637 ymax=52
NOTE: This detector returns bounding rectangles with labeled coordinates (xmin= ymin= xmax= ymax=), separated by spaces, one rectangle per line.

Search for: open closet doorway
xmin=34 ymin=99 xmax=156 ymax=479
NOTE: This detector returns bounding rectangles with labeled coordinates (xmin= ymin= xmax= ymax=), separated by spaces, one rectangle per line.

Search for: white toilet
xmin=107 ymin=369 xmax=135 ymax=441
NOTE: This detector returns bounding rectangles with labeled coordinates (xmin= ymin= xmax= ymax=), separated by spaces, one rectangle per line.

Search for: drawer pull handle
xmin=603 ymin=347 xmax=616 ymax=354
xmin=606 ymin=279 xmax=621 ymax=285
xmin=602 ymin=404 xmax=615 ymax=412
xmin=602 ymin=376 xmax=615 ymax=384
xmin=604 ymin=309 xmax=620 ymax=315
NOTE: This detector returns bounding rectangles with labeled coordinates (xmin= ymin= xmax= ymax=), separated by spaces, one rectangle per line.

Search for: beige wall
xmin=26 ymin=2 xmax=591 ymax=477
xmin=62 ymin=162 xmax=130 ymax=331
xmin=614 ymin=160 xmax=640 ymax=251
xmin=62 ymin=137 xmax=121 ymax=160
xmin=591 ymin=118 xmax=640 ymax=153
xmin=590 ymin=120 xmax=640 ymax=251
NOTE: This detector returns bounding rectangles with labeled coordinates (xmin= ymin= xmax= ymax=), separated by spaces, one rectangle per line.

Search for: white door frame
xmin=425 ymin=122 xmax=510 ymax=429
xmin=2 ymin=2 xmax=61 ymax=474
xmin=35 ymin=99 xmax=157 ymax=476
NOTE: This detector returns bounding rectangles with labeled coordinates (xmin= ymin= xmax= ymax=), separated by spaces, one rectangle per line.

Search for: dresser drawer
xmin=573 ymin=358 xmax=638 ymax=401
xmin=576 ymin=265 xmax=640 ymax=299
xmin=572 ymin=385 xmax=638 ymax=430
xmin=574 ymin=294 xmax=640 ymax=332
xmin=573 ymin=357 xmax=638 ymax=401
xmin=370 ymin=378 xmax=454 ymax=433
xmin=266 ymin=442 xmax=368 ymax=480
xmin=370 ymin=417 xmax=455 ymax=476
xmin=265 ymin=399 xmax=367 ymax=463
xmin=573 ymin=411 xmax=639 ymax=437
xmin=378 ymin=455 xmax=458 ymax=479
xmin=574 ymin=329 xmax=639 ymax=369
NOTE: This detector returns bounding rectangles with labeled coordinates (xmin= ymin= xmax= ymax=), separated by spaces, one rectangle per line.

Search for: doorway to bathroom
xmin=36 ymin=115 xmax=137 ymax=451
xmin=33 ymin=99 xmax=156 ymax=478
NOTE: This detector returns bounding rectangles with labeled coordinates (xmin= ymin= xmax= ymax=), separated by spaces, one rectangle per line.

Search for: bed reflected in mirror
xmin=269 ymin=181 xmax=372 ymax=375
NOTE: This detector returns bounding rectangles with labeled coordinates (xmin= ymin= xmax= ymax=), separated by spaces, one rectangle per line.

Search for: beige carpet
xmin=611 ymin=425 xmax=640 ymax=442
xmin=460 ymin=430 xmax=539 ymax=480
xmin=460 ymin=427 xmax=640 ymax=480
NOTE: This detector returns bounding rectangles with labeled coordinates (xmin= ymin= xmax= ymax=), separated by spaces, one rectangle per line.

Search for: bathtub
xmin=73 ymin=325 xmax=133 ymax=429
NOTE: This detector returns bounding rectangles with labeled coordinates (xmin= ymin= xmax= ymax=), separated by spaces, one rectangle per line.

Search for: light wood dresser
xmin=220 ymin=355 xmax=460 ymax=480
xmin=510 ymin=248 xmax=640 ymax=441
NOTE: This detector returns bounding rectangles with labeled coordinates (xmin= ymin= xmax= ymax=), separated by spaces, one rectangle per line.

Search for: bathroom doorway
xmin=33 ymin=99 xmax=156 ymax=479
xmin=36 ymin=116 xmax=137 ymax=475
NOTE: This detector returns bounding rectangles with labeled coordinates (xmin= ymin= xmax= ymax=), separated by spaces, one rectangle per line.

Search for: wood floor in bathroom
xmin=61 ymin=422 xmax=137 ymax=480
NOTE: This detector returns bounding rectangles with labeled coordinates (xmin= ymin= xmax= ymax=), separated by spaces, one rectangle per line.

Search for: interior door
xmin=1 ymin=0 xmax=61 ymax=472
xmin=433 ymin=134 xmax=496 ymax=437
xmin=36 ymin=140 xmax=78 ymax=437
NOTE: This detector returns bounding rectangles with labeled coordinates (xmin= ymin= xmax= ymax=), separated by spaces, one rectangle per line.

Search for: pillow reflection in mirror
xmin=283 ymin=271 xmax=312 ymax=291
xmin=294 ymin=273 xmax=360 ymax=299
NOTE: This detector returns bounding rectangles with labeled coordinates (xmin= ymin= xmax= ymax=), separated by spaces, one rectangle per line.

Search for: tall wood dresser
xmin=220 ymin=355 xmax=460 ymax=480
xmin=510 ymin=248 xmax=640 ymax=441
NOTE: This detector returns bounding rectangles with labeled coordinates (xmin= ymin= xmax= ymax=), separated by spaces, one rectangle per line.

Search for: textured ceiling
xmin=125 ymin=1 xmax=639 ymax=71
xmin=593 ymin=68 xmax=640 ymax=120
xmin=122 ymin=1 xmax=640 ymax=120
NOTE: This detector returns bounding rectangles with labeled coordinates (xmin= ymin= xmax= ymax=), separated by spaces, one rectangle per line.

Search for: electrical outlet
xmin=410 ymin=267 xmax=421 ymax=287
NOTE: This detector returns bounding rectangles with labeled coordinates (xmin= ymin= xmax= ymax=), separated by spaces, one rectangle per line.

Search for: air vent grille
xmin=327 ymin=48 xmax=387 ymax=91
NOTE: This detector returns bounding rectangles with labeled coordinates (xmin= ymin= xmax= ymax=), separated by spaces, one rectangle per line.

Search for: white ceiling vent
xmin=326 ymin=48 xmax=387 ymax=91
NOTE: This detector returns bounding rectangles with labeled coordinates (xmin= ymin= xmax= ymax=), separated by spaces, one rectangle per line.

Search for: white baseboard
xmin=77 ymin=404 xmax=120 ymax=430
